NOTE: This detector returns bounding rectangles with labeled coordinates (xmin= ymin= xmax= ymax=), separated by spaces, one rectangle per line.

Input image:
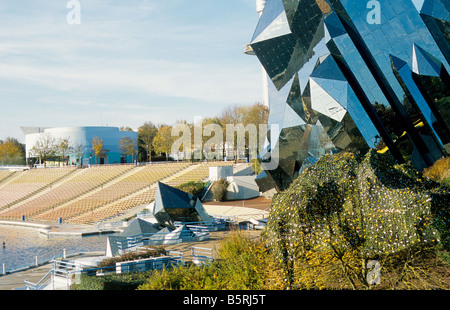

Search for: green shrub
xmin=71 ymin=272 xmax=152 ymax=290
xmin=423 ymin=157 xmax=450 ymax=182
xmin=176 ymin=181 xmax=206 ymax=196
xmin=71 ymin=274 xmax=105 ymax=290
xmin=138 ymin=230 xmax=285 ymax=290
xmin=263 ymin=151 xmax=450 ymax=289
xmin=211 ymin=179 xmax=229 ymax=201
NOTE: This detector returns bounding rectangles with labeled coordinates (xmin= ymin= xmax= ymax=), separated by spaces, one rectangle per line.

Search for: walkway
xmin=0 ymin=198 xmax=272 ymax=290
xmin=0 ymin=229 xmax=262 ymax=290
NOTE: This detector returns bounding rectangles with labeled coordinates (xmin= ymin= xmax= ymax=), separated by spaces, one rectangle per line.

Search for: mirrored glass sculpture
xmin=250 ymin=0 xmax=450 ymax=192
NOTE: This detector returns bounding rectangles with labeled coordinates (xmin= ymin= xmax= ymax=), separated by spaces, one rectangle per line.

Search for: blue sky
xmin=0 ymin=0 xmax=427 ymax=143
xmin=0 ymin=0 xmax=263 ymax=142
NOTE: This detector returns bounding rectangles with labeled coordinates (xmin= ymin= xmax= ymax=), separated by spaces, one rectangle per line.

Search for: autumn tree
xmin=152 ymin=125 xmax=174 ymax=160
xmin=91 ymin=137 xmax=109 ymax=164
xmin=119 ymin=136 xmax=138 ymax=163
xmin=138 ymin=122 xmax=158 ymax=162
xmin=56 ymin=137 xmax=72 ymax=165
xmin=0 ymin=137 xmax=25 ymax=165
xmin=220 ymin=102 xmax=269 ymax=160
xmin=30 ymin=133 xmax=58 ymax=167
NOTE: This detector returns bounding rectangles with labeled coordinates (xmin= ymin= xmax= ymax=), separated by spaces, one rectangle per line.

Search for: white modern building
xmin=22 ymin=126 xmax=138 ymax=166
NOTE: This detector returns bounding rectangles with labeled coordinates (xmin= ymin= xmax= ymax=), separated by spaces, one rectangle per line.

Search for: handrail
xmin=25 ymin=269 xmax=53 ymax=290
xmin=25 ymin=259 xmax=57 ymax=290
xmin=192 ymin=247 xmax=214 ymax=265
xmin=24 ymin=249 xmax=193 ymax=290
xmin=115 ymin=223 xmax=215 ymax=254
xmin=25 ymin=259 xmax=89 ymax=290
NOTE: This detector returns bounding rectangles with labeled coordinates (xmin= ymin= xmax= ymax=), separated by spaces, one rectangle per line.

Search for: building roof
xmin=120 ymin=218 xmax=161 ymax=237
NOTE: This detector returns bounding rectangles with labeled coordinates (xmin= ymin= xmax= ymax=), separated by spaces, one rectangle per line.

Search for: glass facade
xmin=250 ymin=0 xmax=450 ymax=192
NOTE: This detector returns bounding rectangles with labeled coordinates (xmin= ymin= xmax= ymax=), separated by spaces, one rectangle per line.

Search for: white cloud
xmin=0 ymin=1 xmax=263 ymax=142
xmin=0 ymin=55 xmax=260 ymax=104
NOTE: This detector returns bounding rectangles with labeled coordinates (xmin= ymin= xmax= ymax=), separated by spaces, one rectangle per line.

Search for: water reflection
xmin=0 ymin=225 xmax=107 ymax=272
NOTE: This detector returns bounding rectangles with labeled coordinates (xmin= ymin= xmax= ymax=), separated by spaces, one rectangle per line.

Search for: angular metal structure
xmin=250 ymin=0 xmax=450 ymax=192
xmin=153 ymin=182 xmax=212 ymax=228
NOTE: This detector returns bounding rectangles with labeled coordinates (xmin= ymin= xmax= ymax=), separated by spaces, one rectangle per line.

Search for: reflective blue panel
xmin=421 ymin=0 xmax=450 ymax=22
xmin=412 ymin=43 xmax=443 ymax=76
xmin=310 ymin=54 xmax=379 ymax=150
xmin=391 ymin=54 xmax=445 ymax=149
xmin=347 ymin=87 xmax=379 ymax=149
xmin=249 ymin=0 xmax=450 ymax=192
xmin=324 ymin=12 xmax=389 ymax=106
xmin=340 ymin=0 xmax=449 ymax=80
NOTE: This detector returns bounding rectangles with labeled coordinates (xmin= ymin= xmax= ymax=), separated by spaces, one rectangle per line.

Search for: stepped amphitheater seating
xmin=166 ymin=161 xmax=234 ymax=187
xmin=69 ymin=162 xmax=234 ymax=225
xmin=0 ymin=165 xmax=133 ymax=220
xmin=32 ymin=162 xmax=190 ymax=223
xmin=0 ymin=167 xmax=76 ymax=211
xmin=68 ymin=188 xmax=157 ymax=225
xmin=0 ymin=170 xmax=14 ymax=183
xmin=0 ymin=161 xmax=238 ymax=225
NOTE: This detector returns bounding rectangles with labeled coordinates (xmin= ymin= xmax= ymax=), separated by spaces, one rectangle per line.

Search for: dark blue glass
xmin=249 ymin=0 xmax=450 ymax=192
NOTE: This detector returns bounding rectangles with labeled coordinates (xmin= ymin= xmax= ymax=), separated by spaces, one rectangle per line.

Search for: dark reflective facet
xmin=250 ymin=0 xmax=450 ymax=192
xmin=391 ymin=53 xmax=449 ymax=158
xmin=153 ymin=182 xmax=211 ymax=228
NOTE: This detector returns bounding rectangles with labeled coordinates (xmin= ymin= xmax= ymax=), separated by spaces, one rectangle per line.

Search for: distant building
xmin=22 ymin=126 xmax=138 ymax=165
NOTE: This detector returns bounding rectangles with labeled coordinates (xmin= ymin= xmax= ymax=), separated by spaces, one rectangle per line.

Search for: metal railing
xmin=25 ymin=250 xmax=187 ymax=290
xmin=25 ymin=268 xmax=53 ymax=290
xmin=115 ymin=252 xmax=184 ymax=274
xmin=25 ymin=259 xmax=79 ymax=290
xmin=115 ymin=225 xmax=213 ymax=255
xmin=192 ymin=247 xmax=214 ymax=265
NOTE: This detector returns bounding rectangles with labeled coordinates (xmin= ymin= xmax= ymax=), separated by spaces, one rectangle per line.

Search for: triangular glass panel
xmin=251 ymin=33 xmax=299 ymax=90
xmin=310 ymin=53 xmax=346 ymax=81
xmin=252 ymin=10 xmax=292 ymax=44
xmin=324 ymin=12 xmax=347 ymax=39
xmin=283 ymin=103 xmax=306 ymax=129
xmin=311 ymin=77 xmax=348 ymax=109
xmin=390 ymin=54 xmax=409 ymax=72
xmin=310 ymin=78 xmax=347 ymax=122
xmin=251 ymin=0 xmax=286 ymax=43
xmin=412 ymin=43 xmax=443 ymax=76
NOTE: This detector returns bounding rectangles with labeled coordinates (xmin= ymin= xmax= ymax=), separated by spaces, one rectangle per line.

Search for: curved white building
xmin=22 ymin=126 xmax=138 ymax=165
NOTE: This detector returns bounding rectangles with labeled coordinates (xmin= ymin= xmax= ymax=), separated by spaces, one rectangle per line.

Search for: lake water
xmin=0 ymin=225 xmax=108 ymax=272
